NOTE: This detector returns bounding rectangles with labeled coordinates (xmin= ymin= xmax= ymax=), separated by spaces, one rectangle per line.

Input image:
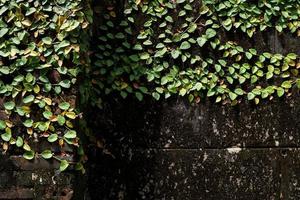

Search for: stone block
xmin=97 ymin=95 xmax=300 ymax=149
xmin=89 ymin=148 xmax=300 ymax=199
xmin=0 ymin=187 xmax=34 ymax=199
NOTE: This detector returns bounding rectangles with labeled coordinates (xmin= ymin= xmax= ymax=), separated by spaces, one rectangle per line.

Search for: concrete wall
xmin=86 ymin=93 xmax=300 ymax=200
xmin=0 ymin=156 xmax=81 ymax=199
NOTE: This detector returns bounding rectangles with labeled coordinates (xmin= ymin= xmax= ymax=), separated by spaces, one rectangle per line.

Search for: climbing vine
xmin=0 ymin=0 xmax=299 ymax=171
xmin=91 ymin=0 xmax=300 ymax=106
xmin=0 ymin=0 xmax=91 ymax=171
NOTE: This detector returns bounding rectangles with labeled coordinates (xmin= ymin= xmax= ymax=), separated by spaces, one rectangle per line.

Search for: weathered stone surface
xmin=95 ymin=95 xmax=300 ymax=150
xmin=86 ymin=94 xmax=300 ymax=199
xmin=268 ymin=31 xmax=300 ymax=55
xmin=0 ymin=171 xmax=14 ymax=188
xmin=15 ymin=171 xmax=74 ymax=186
xmin=88 ymin=148 xmax=300 ymax=200
xmin=158 ymin=96 xmax=300 ymax=149
xmin=0 ymin=187 xmax=34 ymax=199
xmin=0 ymin=155 xmax=84 ymax=200
xmin=10 ymin=156 xmax=60 ymax=170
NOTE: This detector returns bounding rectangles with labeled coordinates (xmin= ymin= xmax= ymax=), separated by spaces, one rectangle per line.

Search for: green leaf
xmin=4 ymin=101 xmax=15 ymax=110
xmin=16 ymin=136 xmax=23 ymax=147
xmin=187 ymin=22 xmax=197 ymax=33
xmin=287 ymin=53 xmax=297 ymax=60
xmin=23 ymin=151 xmax=35 ymax=160
xmin=246 ymin=52 xmax=252 ymax=59
xmin=197 ymin=37 xmax=207 ymax=47
xmin=42 ymin=37 xmax=52 ymax=45
xmin=247 ymin=92 xmax=255 ymax=100
xmin=156 ymin=87 xmax=164 ymax=94
xmin=0 ymin=28 xmax=8 ymax=37
xmin=0 ymin=6 xmax=8 ymax=15
xmin=47 ymin=134 xmax=58 ymax=143
xmin=0 ymin=120 xmax=6 ymax=130
xmin=218 ymin=59 xmax=227 ymax=67
xmin=23 ymin=95 xmax=35 ymax=104
xmin=161 ymin=76 xmax=169 ymax=85
xmin=216 ymin=96 xmax=222 ymax=103
xmin=249 ymin=48 xmax=257 ymax=55
xmin=165 ymin=16 xmax=173 ymax=23
xmin=215 ymin=64 xmax=221 ymax=72
xmin=139 ymin=87 xmax=148 ymax=93
xmin=57 ymin=115 xmax=66 ymax=126
xmin=25 ymin=7 xmax=36 ymax=16
xmin=23 ymin=119 xmax=33 ymax=128
xmin=64 ymin=130 xmax=76 ymax=139
xmin=282 ymin=63 xmax=289 ymax=71
xmin=21 ymin=20 xmax=32 ymax=27
xmin=266 ymin=72 xmax=273 ymax=79
xmin=207 ymin=90 xmax=215 ymax=97
xmin=179 ymin=88 xmax=187 ymax=96
xmin=176 ymin=0 xmax=185 ymax=4
xmin=180 ymin=41 xmax=191 ymax=50
xmin=43 ymin=111 xmax=53 ymax=119
xmin=152 ymin=92 xmax=160 ymax=100
xmin=1 ymin=132 xmax=11 ymax=142
xmin=41 ymin=150 xmax=53 ymax=159
xmin=135 ymin=92 xmax=143 ymax=101
xmin=38 ymin=122 xmax=48 ymax=131
xmin=143 ymin=40 xmax=152 ymax=45
xmin=228 ymin=67 xmax=235 ymax=74
xmin=275 ymin=25 xmax=283 ymax=32
xmin=154 ymin=47 xmax=167 ymax=57
xmin=251 ymin=75 xmax=258 ymax=83
xmin=65 ymin=111 xmax=76 ymax=119
xmin=59 ymin=80 xmax=71 ymax=88
xmin=226 ymin=76 xmax=234 ymax=84
xmin=296 ymin=79 xmax=300 ymax=88
xmin=171 ymin=49 xmax=180 ymax=59
xmin=60 ymin=160 xmax=69 ymax=171
xmin=140 ymin=52 xmax=150 ymax=60
xmin=0 ymin=67 xmax=10 ymax=74
xmin=281 ymin=81 xmax=292 ymax=89
xmin=229 ymin=92 xmax=237 ymax=100
xmin=55 ymin=40 xmax=70 ymax=51
xmin=277 ymin=87 xmax=284 ymax=97
xmin=23 ymin=143 xmax=31 ymax=151
xmin=261 ymin=91 xmax=268 ymax=99
xmin=234 ymin=88 xmax=244 ymax=95
xmin=222 ymin=18 xmax=232 ymax=27
xmin=239 ymin=76 xmax=246 ymax=84
xmin=205 ymin=28 xmax=216 ymax=39
xmin=155 ymin=43 xmax=165 ymax=49
xmin=255 ymin=97 xmax=260 ymax=104
xmin=59 ymin=102 xmax=70 ymax=110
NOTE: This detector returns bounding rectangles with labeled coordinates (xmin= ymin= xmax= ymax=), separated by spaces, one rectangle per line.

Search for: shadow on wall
xmin=85 ymin=93 xmax=300 ymax=200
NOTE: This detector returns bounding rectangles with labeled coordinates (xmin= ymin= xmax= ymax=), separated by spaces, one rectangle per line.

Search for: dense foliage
xmin=0 ymin=0 xmax=299 ymax=171
xmin=92 ymin=0 xmax=300 ymax=105
xmin=0 ymin=0 xmax=91 ymax=171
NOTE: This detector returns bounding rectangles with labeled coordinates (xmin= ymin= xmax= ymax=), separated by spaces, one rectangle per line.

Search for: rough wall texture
xmin=0 ymin=156 xmax=83 ymax=199
xmin=87 ymin=92 xmax=300 ymax=200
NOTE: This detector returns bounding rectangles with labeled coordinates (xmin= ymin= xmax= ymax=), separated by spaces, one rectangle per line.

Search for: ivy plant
xmin=91 ymin=0 xmax=299 ymax=106
xmin=0 ymin=0 xmax=91 ymax=172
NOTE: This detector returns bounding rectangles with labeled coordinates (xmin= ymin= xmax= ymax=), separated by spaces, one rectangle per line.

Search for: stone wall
xmin=0 ymin=156 xmax=85 ymax=199
xmin=86 ymin=93 xmax=300 ymax=200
